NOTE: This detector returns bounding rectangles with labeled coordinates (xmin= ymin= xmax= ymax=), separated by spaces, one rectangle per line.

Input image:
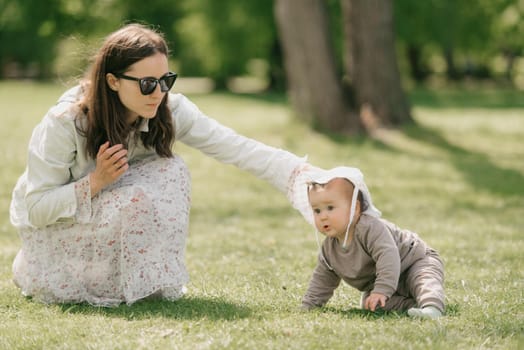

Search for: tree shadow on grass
xmin=401 ymin=123 xmax=524 ymax=197
xmin=58 ymin=295 xmax=251 ymax=321
xmin=324 ymin=120 xmax=524 ymax=198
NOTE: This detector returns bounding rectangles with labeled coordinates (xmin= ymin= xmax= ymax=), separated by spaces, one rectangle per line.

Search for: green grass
xmin=1 ymin=81 xmax=523 ymax=349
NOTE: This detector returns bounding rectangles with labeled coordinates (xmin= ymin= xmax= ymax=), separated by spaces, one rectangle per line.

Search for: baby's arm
xmin=301 ymin=256 xmax=341 ymax=310
xmin=364 ymin=223 xmax=401 ymax=299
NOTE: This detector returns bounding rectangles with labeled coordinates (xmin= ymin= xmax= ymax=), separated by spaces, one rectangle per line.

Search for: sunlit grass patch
xmin=0 ymin=82 xmax=522 ymax=349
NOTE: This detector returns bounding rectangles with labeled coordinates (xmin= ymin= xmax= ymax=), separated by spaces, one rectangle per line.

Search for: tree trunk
xmin=504 ymin=50 xmax=516 ymax=83
xmin=407 ymin=44 xmax=429 ymax=83
xmin=444 ymin=46 xmax=460 ymax=80
xmin=342 ymin=0 xmax=412 ymax=127
xmin=274 ymin=0 xmax=360 ymax=133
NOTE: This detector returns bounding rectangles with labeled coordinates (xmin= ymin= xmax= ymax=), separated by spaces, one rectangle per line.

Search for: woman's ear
xmin=105 ymin=73 xmax=119 ymax=91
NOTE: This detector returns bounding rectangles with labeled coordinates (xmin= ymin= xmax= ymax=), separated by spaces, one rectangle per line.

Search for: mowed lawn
xmin=0 ymin=81 xmax=522 ymax=349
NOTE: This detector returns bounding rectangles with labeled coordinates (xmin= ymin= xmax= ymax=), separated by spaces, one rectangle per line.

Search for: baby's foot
xmin=408 ymin=306 xmax=442 ymax=319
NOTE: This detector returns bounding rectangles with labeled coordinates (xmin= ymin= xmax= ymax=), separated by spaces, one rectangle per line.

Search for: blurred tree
xmin=0 ymin=0 xmax=65 ymax=78
xmin=0 ymin=0 xmax=281 ymax=87
xmin=275 ymin=0 xmax=411 ymax=134
xmin=0 ymin=0 xmax=123 ymax=79
xmin=274 ymin=0 xmax=357 ymax=132
xmin=2 ymin=0 xmax=522 ymax=89
xmin=117 ymin=0 xmax=183 ymax=57
xmin=394 ymin=0 xmax=516 ymax=82
xmin=343 ymin=0 xmax=411 ymax=126
xmin=490 ymin=1 xmax=524 ymax=81
xmin=174 ymin=0 xmax=277 ymax=90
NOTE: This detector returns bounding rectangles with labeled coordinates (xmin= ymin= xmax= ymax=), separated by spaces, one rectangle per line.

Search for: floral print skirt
xmin=12 ymin=155 xmax=191 ymax=307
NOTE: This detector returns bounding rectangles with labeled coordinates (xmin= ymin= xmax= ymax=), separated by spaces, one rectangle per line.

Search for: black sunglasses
xmin=115 ymin=71 xmax=177 ymax=95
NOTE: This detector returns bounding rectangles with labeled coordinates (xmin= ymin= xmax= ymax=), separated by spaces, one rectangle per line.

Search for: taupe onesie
xmin=302 ymin=214 xmax=445 ymax=312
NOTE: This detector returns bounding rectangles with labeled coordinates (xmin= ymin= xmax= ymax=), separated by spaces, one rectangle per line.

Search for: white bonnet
xmin=288 ymin=166 xmax=381 ymax=226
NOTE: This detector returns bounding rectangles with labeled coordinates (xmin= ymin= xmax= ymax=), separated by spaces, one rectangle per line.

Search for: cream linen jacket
xmin=10 ymin=86 xmax=305 ymax=229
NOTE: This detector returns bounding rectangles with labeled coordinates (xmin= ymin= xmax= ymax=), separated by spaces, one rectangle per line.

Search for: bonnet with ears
xmin=288 ymin=166 xmax=381 ymax=248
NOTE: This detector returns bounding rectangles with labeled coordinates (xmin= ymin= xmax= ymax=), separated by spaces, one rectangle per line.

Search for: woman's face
xmin=110 ymin=52 xmax=170 ymax=124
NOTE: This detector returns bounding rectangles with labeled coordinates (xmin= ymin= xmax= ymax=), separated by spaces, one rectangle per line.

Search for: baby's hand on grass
xmin=363 ymin=292 xmax=387 ymax=312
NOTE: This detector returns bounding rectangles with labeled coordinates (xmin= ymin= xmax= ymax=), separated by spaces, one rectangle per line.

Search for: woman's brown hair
xmin=79 ymin=23 xmax=175 ymax=159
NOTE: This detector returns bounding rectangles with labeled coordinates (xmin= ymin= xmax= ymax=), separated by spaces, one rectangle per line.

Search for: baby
xmin=301 ymin=167 xmax=444 ymax=319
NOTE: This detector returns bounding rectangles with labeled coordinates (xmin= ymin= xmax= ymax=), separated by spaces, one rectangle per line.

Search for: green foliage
xmin=0 ymin=0 xmax=281 ymax=87
xmin=395 ymin=0 xmax=504 ymax=50
xmin=118 ymin=0 xmax=184 ymax=55
xmin=174 ymin=0 xmax=276 ymax=88
xmin=0 ymin=0 xmax=125 ymax=78
xmin=491 ymin=1 xmax=524 ymax=54
xmin=1 ymin=82 xmax=523 ymax=349
xmin=0 ymin=0 xmax=63 ymax=78
xmin=2 ymin=0 xmax=524 ymax=86
xmin=394 ymin=0 xmax=523 ymax=80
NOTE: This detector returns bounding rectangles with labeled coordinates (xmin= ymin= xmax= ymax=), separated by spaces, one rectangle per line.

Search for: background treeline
xmin=1 ymin=0 xmax=523 ymax=88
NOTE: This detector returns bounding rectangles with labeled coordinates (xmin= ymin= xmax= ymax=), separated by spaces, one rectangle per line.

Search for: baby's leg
xmin=405 ymin=249 xmax=445 ymax=319
xmin=383 ymin=294 xmax=416 ymax=311
xmin=360 ymin=290 xmax=416 ymax=311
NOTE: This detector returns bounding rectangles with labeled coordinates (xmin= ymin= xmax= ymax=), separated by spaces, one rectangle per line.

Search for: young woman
xmin=10 ymin=23 xmax=308 ymax=307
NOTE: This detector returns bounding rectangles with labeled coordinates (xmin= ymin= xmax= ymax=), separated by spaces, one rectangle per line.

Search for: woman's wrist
xmin=89 ymin=172 xmax=102 ymax=197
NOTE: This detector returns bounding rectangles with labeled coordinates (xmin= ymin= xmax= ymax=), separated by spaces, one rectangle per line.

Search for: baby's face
xmin=309 ymin=178 xmax=353 ymax=241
